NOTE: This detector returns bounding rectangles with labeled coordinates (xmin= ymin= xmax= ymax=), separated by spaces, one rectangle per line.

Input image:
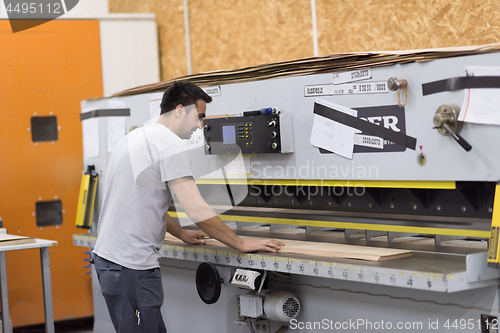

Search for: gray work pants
xmin=94 ymin=255 xmax=167 ymax=333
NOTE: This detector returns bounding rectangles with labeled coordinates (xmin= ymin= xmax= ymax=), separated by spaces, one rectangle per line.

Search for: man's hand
xmin=178 ymin=229 xmax=209 ymax=245
xmin=168 ymin=178 xmax=285 ymax=253
xmin=239 ymin=238 xmax=285 ymax=253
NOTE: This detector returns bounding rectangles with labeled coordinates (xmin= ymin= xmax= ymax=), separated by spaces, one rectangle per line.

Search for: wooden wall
xmin=109 ymin=0 xmax=500 ymax=81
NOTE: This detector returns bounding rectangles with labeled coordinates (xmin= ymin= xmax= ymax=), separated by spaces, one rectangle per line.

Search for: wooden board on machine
xmin=115 ymin=44 xmax=500 ymax=98
xmin=0 ymin=234 xmax=36 ymax=246
xmin=164 ymin=233 xmax=411 ymax=262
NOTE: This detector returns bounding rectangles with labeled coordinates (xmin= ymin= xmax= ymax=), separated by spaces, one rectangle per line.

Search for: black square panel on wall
xmin=31 ymin=116 xmax=58 ymax=142
xmin=35 ymin=200 xmax=62 ymax=227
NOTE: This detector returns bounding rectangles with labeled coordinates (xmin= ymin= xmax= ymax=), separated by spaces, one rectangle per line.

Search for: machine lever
xmin=442 ymin=123 xmax=472 ymax=152
xmin=433 ymin=104 xmax=472 ymax=152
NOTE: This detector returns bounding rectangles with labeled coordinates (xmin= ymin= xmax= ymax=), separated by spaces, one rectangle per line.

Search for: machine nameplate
xmin=333 ymin=68 xmax=372 ymax=84
xmin=304 ymin=81 xmax=389 ymax=97
xmin=203 ymin=86 xmax=221 ymax=97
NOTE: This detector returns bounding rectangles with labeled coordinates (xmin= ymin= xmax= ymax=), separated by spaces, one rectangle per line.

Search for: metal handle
xmin=442 ymin=123 xmax=472 ymax=152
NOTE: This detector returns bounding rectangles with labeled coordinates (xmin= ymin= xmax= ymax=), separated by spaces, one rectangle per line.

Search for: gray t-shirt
xmin=93 ymin=123 xmax=193 ymax=270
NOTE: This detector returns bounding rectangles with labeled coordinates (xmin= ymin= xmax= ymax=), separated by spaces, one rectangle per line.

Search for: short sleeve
xmin=159 ymin=141 xmax=194 ymax=182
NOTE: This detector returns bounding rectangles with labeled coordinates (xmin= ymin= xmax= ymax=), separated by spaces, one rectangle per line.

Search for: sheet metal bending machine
xmin=75 ymin=46 xmax=500 ymax=333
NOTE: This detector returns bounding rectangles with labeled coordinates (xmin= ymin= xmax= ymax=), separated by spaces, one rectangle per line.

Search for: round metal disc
xmin=195 ymin=262 xmax=221 ymax=304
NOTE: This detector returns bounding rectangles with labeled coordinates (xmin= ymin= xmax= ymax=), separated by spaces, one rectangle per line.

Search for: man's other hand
xmin=239 ymin=239 xmax=285 ymax=253
xmin=179 ymin=230 xmax=209 ymax=245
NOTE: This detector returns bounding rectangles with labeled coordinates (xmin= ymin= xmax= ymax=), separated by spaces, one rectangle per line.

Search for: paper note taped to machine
xmin=310 ymin=99 xmax=358 ymax=159
xmin=459 ymin=66 xmax=500 ymax=126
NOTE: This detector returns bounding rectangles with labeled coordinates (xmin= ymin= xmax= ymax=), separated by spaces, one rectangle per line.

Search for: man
xmin=93 ymin=81 xmax=284 ymax=333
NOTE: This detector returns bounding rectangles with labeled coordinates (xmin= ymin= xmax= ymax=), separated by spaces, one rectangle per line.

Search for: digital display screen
xmin=222 ymin=125 xmax=236 ymax=145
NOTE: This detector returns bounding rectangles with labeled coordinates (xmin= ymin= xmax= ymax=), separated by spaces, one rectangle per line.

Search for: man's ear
xmin=174 ymin=104 xmax=184 ymax=118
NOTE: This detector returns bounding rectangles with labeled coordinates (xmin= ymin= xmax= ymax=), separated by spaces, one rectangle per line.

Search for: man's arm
xmin=166 ymin=213 xmax=208 ymax=245
xmin=195 ymin=215 xmax=284 ymax=253
xmin=168 ymin=177 xmax=284 ymax=253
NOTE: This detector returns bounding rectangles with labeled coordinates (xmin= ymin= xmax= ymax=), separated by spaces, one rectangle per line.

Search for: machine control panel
xmin=204 ymin=113 xmax=293 ymax=155
xmin=236 ymin=121 xmax=254 ymax=147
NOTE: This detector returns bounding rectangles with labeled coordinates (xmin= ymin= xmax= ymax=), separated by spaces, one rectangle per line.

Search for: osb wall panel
xmin=188 ymin=0 xmax=313 ymax=74
xmin=109 ymin=0 xmax=187 ymax=80
xmin=110 ymin=0 xmax=500 ymax=81
xmin=316 ymin=0 xmax=500 ymax=54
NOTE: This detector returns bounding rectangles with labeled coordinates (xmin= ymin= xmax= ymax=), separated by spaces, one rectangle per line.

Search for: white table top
xmin=0 ymin=238 xmax=57 ymax=252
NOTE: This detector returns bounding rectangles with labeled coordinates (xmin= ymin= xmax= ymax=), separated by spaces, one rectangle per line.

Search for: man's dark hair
xmin=160 ymin=81 xmax=212 ymax=115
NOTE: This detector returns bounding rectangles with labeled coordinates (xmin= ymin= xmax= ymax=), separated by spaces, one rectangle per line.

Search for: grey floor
xmin=13 ymin=318 xmax=93 ymax=333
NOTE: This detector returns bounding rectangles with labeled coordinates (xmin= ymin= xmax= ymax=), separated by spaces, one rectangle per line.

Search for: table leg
xmin=0 ymin=252 xmax=10 ymax=333
xmin=40 ymin=247 xmax=55 ymax=333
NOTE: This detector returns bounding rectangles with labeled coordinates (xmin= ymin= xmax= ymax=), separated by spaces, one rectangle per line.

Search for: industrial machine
xmin=75 ymin=45 xmax=500 ymax=332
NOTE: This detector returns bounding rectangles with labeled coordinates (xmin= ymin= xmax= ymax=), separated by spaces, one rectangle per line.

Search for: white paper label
xmin=305 ymin=81 xmax=389 ymax=97
xmin=310 ymin=99 xmax=358 ymax=159
xmin=333 ymin=69 xmax=372 ymax=84
xmin=459 ymin=66 xmax=500 ymax=126
xmin=148 ymin=92 xmax=163 ymax=122
xmin=354 ymin=134 xmax=384 ymax=149
xmin=203 ymin=86 xmax=221 ymax=97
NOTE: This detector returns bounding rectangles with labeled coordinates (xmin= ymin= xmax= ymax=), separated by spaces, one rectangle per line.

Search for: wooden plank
xmin=0 ymin=234 xmax=36 ymax=246
xmin=164 ymin=233 xmax=412 ymax=261
xmin=277 ymin=240 xmax=411 ymax=261
xmin=205 ymin=114 xmax=235 ymax=119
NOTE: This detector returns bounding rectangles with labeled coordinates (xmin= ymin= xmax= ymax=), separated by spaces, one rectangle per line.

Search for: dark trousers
xmin=94 ymin=255 xmax=167 ymax=333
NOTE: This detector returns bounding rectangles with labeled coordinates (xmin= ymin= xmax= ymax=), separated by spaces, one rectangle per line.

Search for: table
xmin=0 ymin=238 xmax=57 ymax=333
